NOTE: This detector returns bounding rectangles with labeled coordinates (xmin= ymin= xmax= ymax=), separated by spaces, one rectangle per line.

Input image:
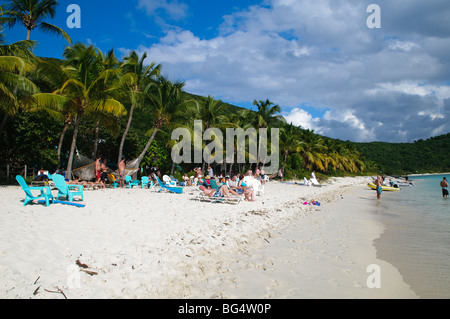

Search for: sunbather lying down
xmin=199 ymin=185 xmax=241 ymax=198
xmin=67 ymin=179 xmax=101 ymax=189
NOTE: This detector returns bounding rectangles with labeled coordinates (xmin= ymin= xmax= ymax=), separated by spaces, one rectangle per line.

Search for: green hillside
xmin=354 ymin=133 xmax=450 ymax=175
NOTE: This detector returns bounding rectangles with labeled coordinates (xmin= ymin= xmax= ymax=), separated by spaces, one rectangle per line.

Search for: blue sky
xmin=3 ymin=0 xmax=450 ymax=143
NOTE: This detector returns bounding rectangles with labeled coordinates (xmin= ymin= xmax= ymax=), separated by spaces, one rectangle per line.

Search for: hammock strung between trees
xmin=71 ymin=151 xmax=140 ymax=180
xmin=72 ymin=152 xmax=95 ymax=180
xmin=119 ymin=157 xmax=140 ymax=177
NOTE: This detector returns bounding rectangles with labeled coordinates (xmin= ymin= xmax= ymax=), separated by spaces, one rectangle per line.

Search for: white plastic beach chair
xmin=251 ymin=179 xmax=264 ymax=196
xmin=163 ymin=175 xmax=177 ymax=186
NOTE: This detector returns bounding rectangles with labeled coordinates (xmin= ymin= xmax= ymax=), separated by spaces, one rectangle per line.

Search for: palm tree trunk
xmin=66 ymin=115 xmax=80 ymax=180
xmin=57 ymin=121 xmax=70 ymax=166
xmin=170 ymin=161 xmax=175 ymax=175
xmin=117 ymin=103 xmax=135 ymax=164
xmin=27 ymin=29 xmax=31 ymax=41
xmin=0 ymin=114 xmax=8 ymax=135
xmin=92 ymin=119 xmax=101 ymax=158
xmin=136 ymin=127 xmax=159 ymax=170
xmin=282 ymin=151 xmax=288 ymax=176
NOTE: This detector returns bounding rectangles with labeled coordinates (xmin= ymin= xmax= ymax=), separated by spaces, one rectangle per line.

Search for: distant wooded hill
xmin=354 ymin=133 xmax=450 ymax=175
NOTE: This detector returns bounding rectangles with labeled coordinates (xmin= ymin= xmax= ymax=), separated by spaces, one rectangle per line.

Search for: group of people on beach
xmin=193 ymin=166 xmax=266 ymax=202
xmin=63 ymin=158 xmax=265 ymax=202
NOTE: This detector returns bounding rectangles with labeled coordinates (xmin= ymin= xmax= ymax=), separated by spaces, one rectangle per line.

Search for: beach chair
xmin=51 ymin=174 xmax=84 ymax=202
xmin=163 ymin=175 xmax=177 ymax=186
xmin=141 ymin=176 xmax=154 ymax=189
xmin=255 ymin=182 xmax=264 ymax=196
xmin=108 ymin=174 xmax=119 ymax=189
xmin=125 ymin=175 xmax=140 ymax=189
xmin=204 ymin=179 xmax=242 ymax=204
xmin=169 ymin=175 xmax=180 ymax=185
xmin=196 ymin=189 xmax=242 ymax=205
xmin=155 ymin=176 xmax=183 ymax=194
xmin=16 ymin=175 xmax=54 ymax=207
xmin=249 ymin=179 xmax=264 ymax=196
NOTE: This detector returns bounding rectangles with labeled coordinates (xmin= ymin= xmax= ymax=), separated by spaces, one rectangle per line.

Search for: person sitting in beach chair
xmin=211 ymin=178 xmax=242 ymax=197
xmin=199 ymin=185 xmax=216 ymax=197
xmin=182 ymin=173 xmax=192 ymax=186
xmin=230 ymin=174 xmax=255 ymax=202
xmin=244 ymin=175 xmax=256 ymax=201
xmin=197 ymin=176 xmax=209 ymax=188
xmin=198 ymin=184 xmax=241 ymax=204
xmin=35 ymin=170 xmax=49 ymax=182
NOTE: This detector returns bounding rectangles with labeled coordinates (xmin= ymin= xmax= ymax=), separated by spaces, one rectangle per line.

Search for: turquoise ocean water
xmin=371 ymin=174 xmax=450 ymax=298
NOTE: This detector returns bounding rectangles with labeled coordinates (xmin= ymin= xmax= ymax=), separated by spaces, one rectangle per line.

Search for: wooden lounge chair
xmin=16 ymin=175 xmax=54 ymax=207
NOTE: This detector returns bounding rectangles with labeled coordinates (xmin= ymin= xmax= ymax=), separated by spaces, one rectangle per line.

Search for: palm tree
xmin=225 ymin=108 xmax=258 ymax=174
xmin=252 ymin=99 xmax=285 ymax=129
xmin=195 ymin=95 xmax=237 ymax=171
xmin=0 ymin=0 xmax=72 ymax=44
xmin=251 ymin=99 xmax=285 ymax=167
xmin=90 ymin=48 xmax=122 ymax=158
xmin=22 ymin=43 xmax=126 ymax=178
xmin=31 ymin=56 xmax=73 ymax=164
xmin=117 ymin=51 xmax=160 ymax=164
xmin=279 ymin=122 xmax=301 ymax=176
xmin=298 ymin=129 xmax=327 ymax=171
xmin=63 ymin=44 xmax=126 ymax=177
xmin=134 ymin=76 xmax=191 ymax=171
xmin=0 ymin=35 xmax=38 ymax=133
xmin=196 ymin=95 xmax=232 ymax=129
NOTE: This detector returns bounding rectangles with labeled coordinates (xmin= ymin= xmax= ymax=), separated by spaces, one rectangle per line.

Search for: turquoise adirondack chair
xmin=16 ymin=175 xmax=54 ymax=207
xmin=141 ymin=176 xmax=154 ymax=189
xmin=125 ymin=175 xmax=140 ymax=189
xmin=51 ymin=174 xmax=84 ymax=202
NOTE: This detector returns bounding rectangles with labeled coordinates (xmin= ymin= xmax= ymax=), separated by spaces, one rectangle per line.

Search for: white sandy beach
xmin=0 ymin=176 xmax=418 ymax=299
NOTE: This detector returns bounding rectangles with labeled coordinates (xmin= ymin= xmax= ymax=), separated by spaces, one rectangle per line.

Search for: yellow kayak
xmin=367 ymin=183 xmax=400 ymax=191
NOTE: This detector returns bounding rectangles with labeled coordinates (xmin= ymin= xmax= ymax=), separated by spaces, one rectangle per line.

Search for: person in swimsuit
xmin=95 ymin=157 xmax=101 ymax=183
xmin=374 ymin=175 xmax=382 ymax=200
xmin=440 ymin=177 xmax=449 ymax=198
xmin=118 ymin=158 xmax=126 ymax=188
xmin=238 ymin=174 xmax=255 ymax=202
xmin=100 ymin=159 xmax=109 ymax=189
xmin=199 ymin=184 xmax=237 ymax=198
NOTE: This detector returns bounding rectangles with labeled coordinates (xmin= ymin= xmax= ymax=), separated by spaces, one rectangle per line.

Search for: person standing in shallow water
xmin=374 ymin=175 xmax=383 ymax=200
xmin=440 ymin=177 xmax=449 ymax=198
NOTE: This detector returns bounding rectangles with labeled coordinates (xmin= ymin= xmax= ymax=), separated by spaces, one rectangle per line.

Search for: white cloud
xmin=137 ymin=0 xmax=189 ymax=20
xmin=128 ymin=0 xmax=450 ymax=142
xmin=283 ymin=108 xmax=314 ymax=130
xmin=388 ymin=40 xmax=420 ymax=52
